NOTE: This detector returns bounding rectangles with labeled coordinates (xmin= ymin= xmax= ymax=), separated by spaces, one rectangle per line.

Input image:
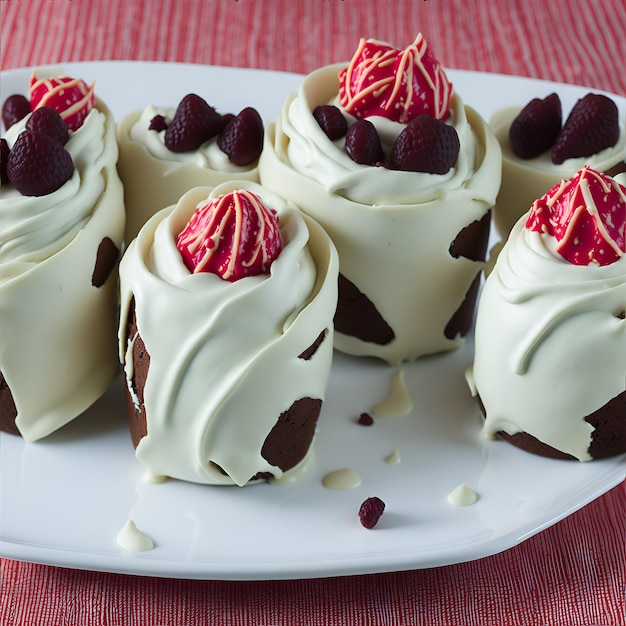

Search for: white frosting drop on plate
xmin=384 ymin=448 xmax=401 ymax=465
xmin=116 ymin=519 xmax=154 ymax=552
xmin=322 ymin=468 xmax=362 ymax=491
xmin=447 ymin=483 xmax=478 ymax=507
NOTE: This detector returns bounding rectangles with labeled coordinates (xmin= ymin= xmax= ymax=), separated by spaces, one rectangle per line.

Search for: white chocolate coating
xmin=259 ymin=64 xmax=501 ymax=364
xmin=118 ymin=182 xmax=339 ymax=486
xmin=0 ymin=100 xmax=125 ymax=441
xmin=490 ymin=106 xmax=626 ymax=237
xmin=117 ymin=106 xmax=260 ymax=245
xmin=467 ymin=211 xmax=626 ymax=461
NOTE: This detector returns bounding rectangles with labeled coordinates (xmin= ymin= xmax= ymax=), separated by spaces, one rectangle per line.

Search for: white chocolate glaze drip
xmin=371 ymin=369 xmax=413 ymax=417
xmin=322 ymin=468 xmax=362 ymax=491
xmin=447 ymin=483 xmax=478 ymax=507
xmin=117 ymin=520 xmax=154 ymax=552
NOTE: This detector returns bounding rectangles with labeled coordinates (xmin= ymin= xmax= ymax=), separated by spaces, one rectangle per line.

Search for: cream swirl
xmin=279 ymin=64 xmax=480 ymax=206
xmin=0 ymin=102 xmax=114 ymax=271
xmin=118 ymin=182 xmax=339 ymax=485
xmin=469 ymin=215 xmax=626 ymax=460
xmin=129 ymin=105 xmax=255 ymax=172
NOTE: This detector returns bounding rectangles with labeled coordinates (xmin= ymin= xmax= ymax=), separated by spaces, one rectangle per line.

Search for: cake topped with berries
xmin=0 ymin=66 xmax=125 ymax=441
xmin=259 ymin=35 xmax=501 ymax=364
xmin=118 ymin=181 xmax=338 ymax=486
xmin=491 ymin=90 xmax=625 ymax=236
xmin=117 ymin=92 xmax=265 ymax=243
xmin=468 ymin=168 xmax=626 ymax=460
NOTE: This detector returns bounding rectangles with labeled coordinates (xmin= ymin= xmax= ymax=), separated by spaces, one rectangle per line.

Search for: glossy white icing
xmin=447 ymin=483 xmax=478 ymax=506
xmin=322 ymin=468 xmax=362 ymax=491
xmin=118 ymin=181 xmax=338 ymax=486
xmin=468 ymin=213 xmax=626 ymax=461
xmin=259 ymin=63 xmax=501 ymax=364
xmin=490 ymin=106 xmax=626 ymax=237
xmin=117 ymin=106 xmax=260 ymax=244
xmin=0 ymin=99 xmax=125 ymax=441
xmin=370 ymin=368 xmax=413 ymax=417
xmin=116 ymin=519 xmax=154 ymax=552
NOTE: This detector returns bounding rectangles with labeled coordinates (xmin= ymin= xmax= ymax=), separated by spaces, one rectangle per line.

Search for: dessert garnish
xmin=152 ymin=94 xmax=264 ymax=165
xmin=0 ymin=139 xmax=9 ymax=184
xmin=148 ymin=114 xmax=168 ymax=133
xmin=164 ymin=93 xmax=225 ymax=153
xmin=390 ymin=113 xmax=460 ymax=174
xmin=29 ymin=71 xmax=96 ymax=131
xmin=552 ymin=93 xmax=619 ymax=164
xmin=217 ymin=107 xmax=264 ymax=165
xmin=25 ymin=107 xmax=69 ymax=145
xmin=2 ymin=94 xmax=31 ymax=130
xmin=526 ymin=166 xmax=625 ymax=266
xmin=345 ymin=119 xmax=384 ymax=165
xmin=7 ymin=129 xmax=74 ymax=196
xmin=358 ymin=496 xmax=385 ymax=529
xmin=357 ymin=412 xmax=374 ymax=426
xmin=177 ymin=190 xmax=283 ymax=281
xmin=339 ymin=35 xmax=453 ymax=123
xmin=509 ymin=92 xmax=562 ymax=159
xmin=313 ymin=105 xmax=347 ymax=140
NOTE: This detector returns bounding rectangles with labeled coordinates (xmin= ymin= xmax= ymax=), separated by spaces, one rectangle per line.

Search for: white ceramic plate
xmin=1 ymin=62 xmax=624 ymax=580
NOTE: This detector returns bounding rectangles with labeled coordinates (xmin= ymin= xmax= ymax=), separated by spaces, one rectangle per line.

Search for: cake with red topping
xmin=0 ymin=67 xmax=125 ymax=441
xmin=467 ymin=167 xmax=626 ymax=460
xmin=118 ymin=181 xmax=338 ymax=485
xmin=117 ymin=93 xmax=264 ymax=244
xmin=490 ymin=91 xmax=625 ymax=237
xmin=259 ymin=35 xmax=502 ymax=364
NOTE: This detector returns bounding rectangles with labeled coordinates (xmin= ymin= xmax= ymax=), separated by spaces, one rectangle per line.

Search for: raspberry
xmin=357 ymin=412 xmax=374 ymax=426
xmin=509 ymin=93 xmax=562 ymax=159
xmin=313 ymin=105 xmax=348 ymax=140
xmin=2 ymin=94 xmax=31 ymax=130
xmin=552 ymin=93 xmax=619 ymax=165
xmin=1 ymin=138 xmax=9 ymax=184
xmin=345 ymin=119 xmax=384 ymax=165
xmin=7 ymin=129 xmax=74 ymax=196
xmin=390 ymin=114 xmax=460 ymax=174
xmin=218 ymin=107 xmax=264 ymax=166
xmin=164 ymin=93 xmax=225 ymax=153
xmin=26 ymin=107 xmax=69 ymax=145
xmin=148 ymin=114 xmax=168 ymax=132
xmin=358 ymin=496 xmax=385 ymax=529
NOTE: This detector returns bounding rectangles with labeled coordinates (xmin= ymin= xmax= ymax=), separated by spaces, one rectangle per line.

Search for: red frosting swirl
xmin=526 ymin=166 xmax=626 ymax=266
xmin=177 ymin=190 xmax=283 ymax=281
xmin=338 ymin=35 xmax=453 ymax=123
xmin=29 ymin=70 xmax=96 ymax=131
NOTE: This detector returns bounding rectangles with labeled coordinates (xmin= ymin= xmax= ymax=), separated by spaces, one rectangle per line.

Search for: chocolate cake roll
xmin=468 ymin=168 xmax=626 ymax=461
xmin=259 ymin=35 xmax=501 ymax=363
xmin=118 ymin=182 xmax=338 ymax=486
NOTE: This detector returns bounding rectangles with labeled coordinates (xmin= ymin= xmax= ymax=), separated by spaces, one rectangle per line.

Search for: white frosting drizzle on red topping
xmin=526 ymin=166 xmax=626 ymax=266
xmin=177 ymin=189 xmax=283 ymax=281
xmin=29 ymin=69 xmax=96 ymax=131
xmin=338 ymin=35 xmax=453 ymax=123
